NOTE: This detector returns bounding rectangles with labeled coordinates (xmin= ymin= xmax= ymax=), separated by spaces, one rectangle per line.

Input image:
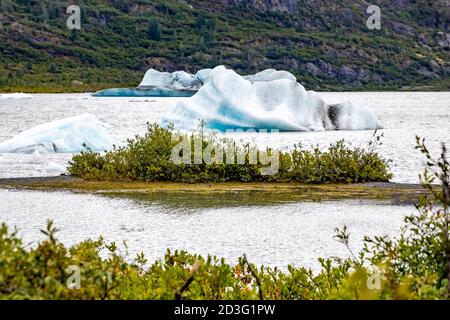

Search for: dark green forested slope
xmin=0 ymin=0 xmax=449 ymax=92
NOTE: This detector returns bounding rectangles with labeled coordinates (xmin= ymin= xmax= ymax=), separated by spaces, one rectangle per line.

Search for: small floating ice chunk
xmin=0 ymin=114 xmax=114 ymax=154
xmin=1 ymin=93 xmax=33 ymax=99
xmin=128 ymin=99 xmax=157 ymax=103
xmin=163 ymin=66 xmax=382 ymax=132
xmin=328 ymin=102 xmax=382 ymax=131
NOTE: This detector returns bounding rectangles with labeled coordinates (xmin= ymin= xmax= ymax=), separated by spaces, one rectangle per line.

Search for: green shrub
xmin=68 ymin=124 xmax=392 ymax=183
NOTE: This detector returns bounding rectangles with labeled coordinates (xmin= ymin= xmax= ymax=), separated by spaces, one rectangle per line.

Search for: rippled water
xmin=0 ymin=92 xmax=448 ymax=269
xmin=0 ymin=92 xmax=449 ymax=182
xmin=0 ymin=189 xmax=412 ymax=271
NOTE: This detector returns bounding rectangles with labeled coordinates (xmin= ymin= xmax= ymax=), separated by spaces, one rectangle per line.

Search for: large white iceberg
xmin=163 ymin=66 xmax=382 ymax=132
xmin=0 ymin=114 xmax=114 ymax=154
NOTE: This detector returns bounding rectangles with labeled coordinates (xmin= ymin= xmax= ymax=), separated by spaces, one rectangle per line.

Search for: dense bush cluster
xmin=68 ymin=124 xmax=392 ymax=183
xmin=1 ymin=139 xmax=449 ymax=300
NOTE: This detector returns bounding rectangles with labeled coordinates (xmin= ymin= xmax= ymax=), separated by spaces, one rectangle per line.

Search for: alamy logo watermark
xmin=171 ymin=130 xmax=280 ymax=176
xmin=66 ymin=265 xmax=81 ymax=290
xmin=66 ymin=5 xmax=81 ymax=30
xmin=366 ymin=5 xmax=381 ymax=30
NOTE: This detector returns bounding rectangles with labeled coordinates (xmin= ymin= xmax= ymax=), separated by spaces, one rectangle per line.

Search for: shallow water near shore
xmin=0 ymin=188 xmax=412 ymax=271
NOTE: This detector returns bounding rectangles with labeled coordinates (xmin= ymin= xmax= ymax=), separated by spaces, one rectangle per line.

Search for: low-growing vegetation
xmin=68 ymin=124 xmax=392 ymax=184
xmin=0 ymin=138 xmax=449 ymax=300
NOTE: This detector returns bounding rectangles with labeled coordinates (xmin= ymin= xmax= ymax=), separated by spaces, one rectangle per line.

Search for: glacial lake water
xmin=1 ymin=92 xmax=449 ymax=182
xmin=0 ymin=92 xmax=449 ymax=270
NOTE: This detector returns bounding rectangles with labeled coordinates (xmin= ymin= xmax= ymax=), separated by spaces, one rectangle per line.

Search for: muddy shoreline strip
xmin=0 ymin=176 xmax=83 ymax=185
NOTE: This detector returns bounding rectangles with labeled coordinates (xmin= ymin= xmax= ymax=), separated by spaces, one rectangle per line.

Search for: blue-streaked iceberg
xmin=0 ymin=114 xmax=114 ymax=154
xmin=163 ymin=66 xmax=382 ymax=132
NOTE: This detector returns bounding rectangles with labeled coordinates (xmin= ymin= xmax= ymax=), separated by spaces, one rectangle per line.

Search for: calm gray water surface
xmin=0 ymin=92 xmax=449 ymax=182
xmin=0 ymin=189 xmax=412 ymax=271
